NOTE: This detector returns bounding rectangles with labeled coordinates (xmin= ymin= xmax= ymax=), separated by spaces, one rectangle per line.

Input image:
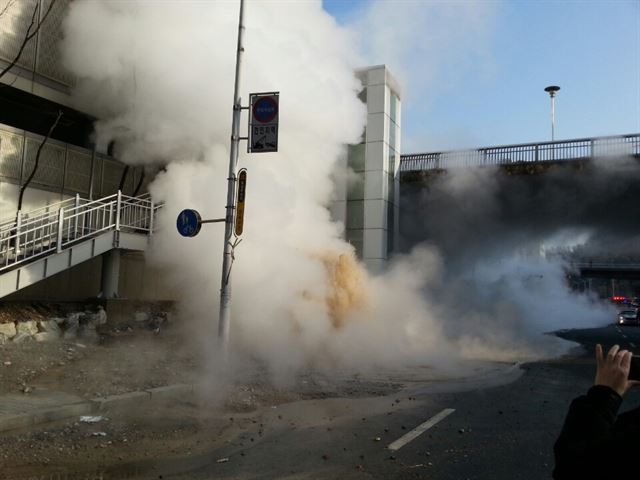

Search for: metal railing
xmin=0 ymin=191 xmax=160 ymax=273
xmin=571 ymin=261 xmax=640 ymax=270
xmin=400 ymin=133 xmax=640 ymax=172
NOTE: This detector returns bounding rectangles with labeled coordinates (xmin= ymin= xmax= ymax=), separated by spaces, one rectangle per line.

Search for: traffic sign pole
xmin=219 ymin=0 xmax=246 ymax=359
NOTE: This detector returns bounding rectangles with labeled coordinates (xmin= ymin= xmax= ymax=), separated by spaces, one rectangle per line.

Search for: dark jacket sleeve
xmin=553 ymin=385 xmax=622 ymax=479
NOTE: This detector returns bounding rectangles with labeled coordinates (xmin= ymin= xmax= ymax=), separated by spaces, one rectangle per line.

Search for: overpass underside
xmin=578 ymin=266 xmax=640 ymax=280
xmin=397 ymin=134 xmax=640 ymax=279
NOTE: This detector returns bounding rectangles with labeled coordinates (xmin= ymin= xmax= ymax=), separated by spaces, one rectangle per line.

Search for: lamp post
xmin=544 ymin=85 xmax=560 ymax=141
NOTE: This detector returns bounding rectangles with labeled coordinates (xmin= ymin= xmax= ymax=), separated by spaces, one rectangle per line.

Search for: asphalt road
xmin=17 ymin=324 xmax=640 ymax=480
xmin=79 ymin=324 xmax=634 ymax=480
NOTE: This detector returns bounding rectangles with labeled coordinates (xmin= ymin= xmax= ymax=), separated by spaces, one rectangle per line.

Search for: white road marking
xmin=631 ymin=343 xmax=636 ymax=348
xmin=387 ymin=408 xmax=455 ymax=451
xmin=623 ymin=335 xmax=628 ymax=339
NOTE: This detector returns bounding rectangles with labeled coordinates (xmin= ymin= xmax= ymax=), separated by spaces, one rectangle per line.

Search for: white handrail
xmin=0 ymin=198 xmax=77 ymax=233
xmin=0 ymin=191 xmax=162 ymax=273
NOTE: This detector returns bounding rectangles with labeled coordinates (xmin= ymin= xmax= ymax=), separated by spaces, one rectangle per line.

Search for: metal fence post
xmin=115 ymin=190 xmax=122 ymax=231
xmin=56 ymin=208 xmax=64 ymax=253
xmin=73 ymin=193 xmax=79 ymax=239
xmin=14 ymin=211 xmax=22 ymax=255
xmin=149 ymin=201 xmax=155 ymax=235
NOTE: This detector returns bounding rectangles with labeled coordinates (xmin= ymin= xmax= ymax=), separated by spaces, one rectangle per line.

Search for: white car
xmin=618 ymin=310 xmax=639 ymax=326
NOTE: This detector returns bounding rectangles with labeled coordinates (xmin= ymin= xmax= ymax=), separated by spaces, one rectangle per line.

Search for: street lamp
xmin=544 ymin=85 xmax=560 ymax=141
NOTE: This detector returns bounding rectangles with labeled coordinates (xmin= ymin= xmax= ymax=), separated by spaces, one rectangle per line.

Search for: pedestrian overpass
xmin=400 ymin=133 xmax=640 ymax=172
xmin=399 ymin=133 xmax=640 ymax=294
xmin=571 ymin=261 xmax=640 ymax=280
xmin=0 ymin=192 xmax=160 ymax=298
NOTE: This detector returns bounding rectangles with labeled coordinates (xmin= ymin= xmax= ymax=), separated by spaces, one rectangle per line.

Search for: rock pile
xmin=0 ymin=306 xmax=108 ymax=345
xmin=113 ymin=309 xmax=171 ymax=333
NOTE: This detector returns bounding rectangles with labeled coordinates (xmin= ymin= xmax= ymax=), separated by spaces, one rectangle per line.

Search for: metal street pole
xmin=219 ymin=0 xmax=245 ymax=358
xmin=550 ymin=94 xmax=555 ymax=141
xmin=544 ymin=85 xmax=560 ymax=141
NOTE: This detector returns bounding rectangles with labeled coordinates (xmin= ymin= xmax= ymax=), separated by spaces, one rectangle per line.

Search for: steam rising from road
xmin=60 ymin=1 xmax=621 ymax=382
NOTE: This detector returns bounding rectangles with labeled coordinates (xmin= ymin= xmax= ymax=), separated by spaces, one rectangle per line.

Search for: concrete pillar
xmin=101 ymin=249 xmax=121 ymax=298
xmin=343 ymin=65 xmax=402 ymax=274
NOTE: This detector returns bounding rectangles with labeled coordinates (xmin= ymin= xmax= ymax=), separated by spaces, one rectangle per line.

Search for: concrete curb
xmin=0 ymin=401 xmax=92 ymax=432
xmin=90 ymin=390 xmax=151 ymax=412
xmin=0 ymin=383 xmax=195 ymax=433
xmin=146 ymin=383 xmax=193 ymax=400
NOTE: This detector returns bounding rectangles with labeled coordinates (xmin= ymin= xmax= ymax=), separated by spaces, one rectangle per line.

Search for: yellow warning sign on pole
xmin=234 ymin=169 xmax=247 ymax=236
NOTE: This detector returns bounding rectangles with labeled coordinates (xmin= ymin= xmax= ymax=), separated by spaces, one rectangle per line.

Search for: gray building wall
xmin=0 ymin=122 xmax=145 ymax=218
xmin=5 ymin=251 xmax=178 ymax=302
xmin=0 ymin=0 xmax=165 ymax=302
xmin=0 ymin=0 xmax=76 ymax=106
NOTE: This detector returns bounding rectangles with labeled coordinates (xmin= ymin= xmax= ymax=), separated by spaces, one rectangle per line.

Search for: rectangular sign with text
xmin=248 ymin=92 xmax=279 ymax=153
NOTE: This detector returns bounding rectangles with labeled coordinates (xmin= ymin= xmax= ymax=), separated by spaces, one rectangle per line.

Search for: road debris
xmin=80 ymin=416 xmax=104 ymax=423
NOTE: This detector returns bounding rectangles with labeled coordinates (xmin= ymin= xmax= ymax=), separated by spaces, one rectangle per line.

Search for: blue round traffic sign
xmin=176 ymin=209 xmax=202 ymax=237
xmin=252 ymin=96 xmax=278 ymax=123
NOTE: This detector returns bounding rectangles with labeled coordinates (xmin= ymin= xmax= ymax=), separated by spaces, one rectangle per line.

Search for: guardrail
xmin=0 ymin=191 xmax=160 ymax=272
xmin=400 ymin=133 xmax=640 ymax=172
xmin=571 ymin=262 xmax=640 ymax=270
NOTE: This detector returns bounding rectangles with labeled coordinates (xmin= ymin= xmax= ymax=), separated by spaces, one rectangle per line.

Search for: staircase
xmin=0 ymin=192 xmax=161 ymax=298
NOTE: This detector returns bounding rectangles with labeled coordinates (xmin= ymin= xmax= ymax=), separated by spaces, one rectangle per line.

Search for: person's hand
xmin=595 ymin=344 xmax=640 ymax=396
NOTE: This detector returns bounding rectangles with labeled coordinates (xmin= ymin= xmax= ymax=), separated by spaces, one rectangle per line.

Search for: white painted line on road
xmin=623 ymin=335 xmax=628 ymax=339
xmin=631 ymin=343 xmax=636 ymax=348
xmin=387 ymin=408 xmax=455 ymax=451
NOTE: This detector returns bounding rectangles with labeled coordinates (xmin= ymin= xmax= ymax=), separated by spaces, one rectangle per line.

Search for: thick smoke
xmin=59 ymin=1 xmax=620 ymax=384
xmin=401 ymin=156 xmax=640 ymax=264
xmin=61 ymin=0 xmax=455 ymax=379
xmin=401 ymin=156 xmax=640 ymax=359
xmin=347 ymin=0 xmax=497 ymax=152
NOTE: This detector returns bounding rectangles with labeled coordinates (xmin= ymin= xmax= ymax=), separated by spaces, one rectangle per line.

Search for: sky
xmin=323 ymin=0 xmax=640 ymax=153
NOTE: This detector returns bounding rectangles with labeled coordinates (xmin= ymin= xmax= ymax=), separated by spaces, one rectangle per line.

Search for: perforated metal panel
xmin=1 ymin=124 xmax=134 ymax=198
xmin=0 ymin=129 xmax=24 ymax=181
xmin=64 ymin=148 xmax=91 ymax=194
xmin=36 ymin=0 xmax=74 ymax=86
xmin=23 ymin=137 xmax=64 ymax=188
xmin=92 ymin=157 xmax=103 ymax=198
xmin=126 ymin=167 xmax=139 ymax=195
xmin=101 ymin=158 xmax=125 ymax=196
xmin=0 ymin=0 xmax=76 ymax=88
xmin=0 ymin=0 xmax=38 ymax=70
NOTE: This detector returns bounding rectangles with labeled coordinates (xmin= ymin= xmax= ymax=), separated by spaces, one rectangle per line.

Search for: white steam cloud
xmin=347 ymin=0 xmax=498 ymax=152
xmin=60 ymin=1 xmax=607 ymax=383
